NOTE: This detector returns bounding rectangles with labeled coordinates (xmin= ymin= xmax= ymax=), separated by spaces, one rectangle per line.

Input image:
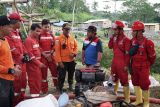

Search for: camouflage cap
xmin=62 ymin=23 xmax=71 ymax=29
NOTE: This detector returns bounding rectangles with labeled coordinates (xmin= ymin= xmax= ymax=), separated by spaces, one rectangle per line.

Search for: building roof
xmin=144 ymin=23 xmax=160 ymax=26
xmin=84 ymin=19 xmax=111 ymax=23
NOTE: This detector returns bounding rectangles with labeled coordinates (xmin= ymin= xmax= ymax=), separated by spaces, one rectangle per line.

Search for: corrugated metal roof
xmin=84 ymin=19 xmax=111 ymax=23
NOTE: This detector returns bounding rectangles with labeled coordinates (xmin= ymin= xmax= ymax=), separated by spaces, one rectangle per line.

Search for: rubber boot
xmin=69 ymin=84 xmax=73 ymax=91
xmin=123 ymin=86 xmax=130 ymax=103
xmin=114 ymin=81 xmax=119 ymax=95
xmin=143 ymin=90 xmax=149 ymax=107
xmin=131 ymin=86 xmax=143 ymax=106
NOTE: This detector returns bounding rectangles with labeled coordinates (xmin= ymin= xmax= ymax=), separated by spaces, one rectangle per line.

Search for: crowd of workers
xmin=0 ymin=12 xmax=156 ymax=107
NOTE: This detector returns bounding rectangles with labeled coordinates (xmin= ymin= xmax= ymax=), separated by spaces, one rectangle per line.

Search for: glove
xmin=129 ymin=44 xmax=139 ymax=56
xmin=22 ymin=54 xmax=30 ymax=63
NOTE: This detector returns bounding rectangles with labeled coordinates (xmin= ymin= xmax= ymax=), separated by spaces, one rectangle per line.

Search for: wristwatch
xmin=8 ymin=68 xmax=15 ymax=74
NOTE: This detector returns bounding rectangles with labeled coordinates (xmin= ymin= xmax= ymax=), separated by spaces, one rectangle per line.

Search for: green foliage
xmin=119 ymin=0 xmax=158 ymax=23
xmin=19 ymin=0 xmax=91 ymax=22
xmin=75 ymin=12 xmax=94 ymax=22
xmin=92 ymin=1 xmax=98 ymax=11
xmin=153 ymin=3 xmax=160 ymax=23
xmin=151 ymin=47 xmax=160 ymax=74
xmin=0 ymin=4 xmax=5 ymax=15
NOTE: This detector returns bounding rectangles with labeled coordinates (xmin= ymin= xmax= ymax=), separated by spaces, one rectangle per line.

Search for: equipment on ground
xmin=75 ymin=67 xmax=106 ymax=97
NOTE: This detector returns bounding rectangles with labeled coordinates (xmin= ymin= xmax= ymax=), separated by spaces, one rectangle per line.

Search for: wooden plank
xmin=84 ymin=91 xmax=117 ymax=104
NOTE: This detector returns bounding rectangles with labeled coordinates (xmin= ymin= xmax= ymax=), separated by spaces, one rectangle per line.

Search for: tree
xmin=154 ymin=3 xmax=160 ymax=22
xmin=18 ymin=0 xmax=92 ymax=22
xmin=119 ymin=0 xmax=157 ymax=23
xmin=92 ymin=1 xmax=98 ymax=12
xmin=0 ymin=4 xmax=5 ymax=15
xmin=103 ymin=5 xmax=112 ymax=19
xmin=59 ymin=0 xmax=89 ymax=13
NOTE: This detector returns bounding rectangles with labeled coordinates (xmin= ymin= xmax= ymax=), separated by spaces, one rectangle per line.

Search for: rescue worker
xmin=0 ymin=15 xmax=21 ymax=107
xmin=130 ymin=20 xmax=156 ymax=107
xmin=5 ymin=12 xmax=28 ymax=105
xmin=24 ymin=24 xmax=46 ymax=97
xmin=108 ymin=20 xmax=131 ymax=103
xmin=82 ymin=26 xmax=103 ymax=68
xmin=55 ymin=23 xmax=78 ymax=92
xmin=39 ymin=19 xmax=58 ymax=94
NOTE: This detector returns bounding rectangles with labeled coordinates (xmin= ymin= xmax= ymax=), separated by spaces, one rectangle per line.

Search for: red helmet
xmin=112 ymin=20 xmax=125 ymax=29
xmin=100 ymin=102 xmax=112 ymax=107
xmin=132 ymin=20 xmax=144 ymax=31
xmin=9 ymin=12 xmax=25 ymax=21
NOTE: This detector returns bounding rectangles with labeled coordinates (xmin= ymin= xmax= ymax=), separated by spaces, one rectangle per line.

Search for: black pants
xmin=57 ymin=61 xmax=76 ymax=90
xmin=0 ymin=78 xmax=14 ymax=107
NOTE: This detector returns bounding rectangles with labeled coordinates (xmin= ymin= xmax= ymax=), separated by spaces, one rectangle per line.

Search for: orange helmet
xmin=112 ymin=20 xmax=125 ymax=29
xmin=132 ymin=20 xmax=145 ymax=31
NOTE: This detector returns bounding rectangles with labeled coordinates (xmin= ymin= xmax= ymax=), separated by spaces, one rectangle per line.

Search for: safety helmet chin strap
xmin=135 ymin=30 xmax=138 ymax=39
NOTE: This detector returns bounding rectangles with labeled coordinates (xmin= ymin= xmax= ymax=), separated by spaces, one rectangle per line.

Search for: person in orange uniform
xmin=130 ymin=21 xmax=156 ymax=107
xmin=108 ymin=20 xmax=131 ymax=103
xmin=5 ymin=12 xmax=28 ymax=105
xmin=0 ymin=15 xmax=21 ymax=107
xmin=24 ymin=24 xmax=46 ymax=97
xmin=55 ymin=23 xmax=78 ymax=92
xmin=39 ymin=19 xmax=58 ymax=94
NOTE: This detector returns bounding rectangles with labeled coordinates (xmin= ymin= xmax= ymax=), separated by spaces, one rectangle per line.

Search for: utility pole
xmin=111 ymin=0 xmax=125 ymax=19
xmin=72 ymin=0 xmax=76 ymax=31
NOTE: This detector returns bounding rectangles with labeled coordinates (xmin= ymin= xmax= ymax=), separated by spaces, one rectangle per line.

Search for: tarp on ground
xmin=16 ymin=94 xmax=58 ymax=107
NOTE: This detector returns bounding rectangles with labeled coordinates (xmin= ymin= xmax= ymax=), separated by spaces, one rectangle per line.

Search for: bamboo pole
xmin=13 ymin=0 xmax=28 ymax=36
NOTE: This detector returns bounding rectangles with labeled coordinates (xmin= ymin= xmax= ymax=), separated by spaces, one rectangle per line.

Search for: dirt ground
xmin=46 ymin=71 xmax=160 ymax=107
xmin=25 ymin=68 xmax=160 ymax=107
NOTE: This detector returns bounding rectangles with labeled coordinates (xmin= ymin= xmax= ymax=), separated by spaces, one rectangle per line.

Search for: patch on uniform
xmin=12 ymin=35 xmax=20 ymax=39
xmin=91 ymin=42 xmax=97 ymax=46
xmin=84 ymin=40 xmax=90 ymax=44
xmin=119 ymin=40 xmax=123 ymax=45
xmin=55 ymin=40 xmax=59 ymax=44
xmin=40 ymin=37 xmax=53 ymax=40
xmin=113 ymin=37 xmax=117 ymax=42
xmin=33 ymin=44 xmax=39 ymax=48
xmin=139 ymin=44 xmax=144 ymax=48
xmin=62 ymin=39 xmax=65 ymax=44
xmin=125 ymin=51 xmax=129 ymax=55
